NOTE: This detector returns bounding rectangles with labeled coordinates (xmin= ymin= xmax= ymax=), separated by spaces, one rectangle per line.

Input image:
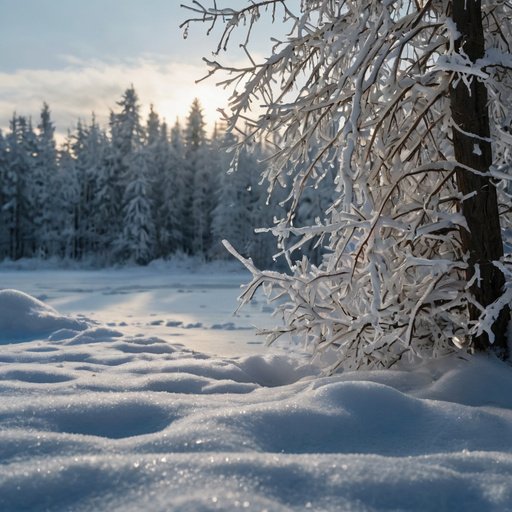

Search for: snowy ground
xmin=0 ymin=259 xmax=277 ymax=357
xmin=1 ymin=262 xmax=512 ymax=511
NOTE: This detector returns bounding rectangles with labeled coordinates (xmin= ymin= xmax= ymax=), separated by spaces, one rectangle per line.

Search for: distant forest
xmin=0 ymin=87 xmax=271 ymax=266
xmin=0 ymin=86 xmax=335 ymax=267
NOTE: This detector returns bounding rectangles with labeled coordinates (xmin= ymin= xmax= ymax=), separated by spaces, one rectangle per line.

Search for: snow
xmin=1 ymin=265 xmax=512 ymax=511
xmin=0 ymin=289 xmax=87 ymax=344
xmin=0 ymin=259 xmax=273 ymax=357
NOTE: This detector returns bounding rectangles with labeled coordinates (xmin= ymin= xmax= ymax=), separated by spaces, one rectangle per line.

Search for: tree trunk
xmin=450 ymin=0 xmax=509 ymax=357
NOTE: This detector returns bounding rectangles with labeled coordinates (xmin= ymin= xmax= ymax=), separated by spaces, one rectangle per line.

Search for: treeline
xmin=0 ymin=87 xmax=283 ymax=266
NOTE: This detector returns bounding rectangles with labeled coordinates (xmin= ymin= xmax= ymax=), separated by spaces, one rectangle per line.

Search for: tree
xmin=69 ymin=116 xmax=107 ymax=258
xmin=113 ymin=90 xmax=156 ymax=264
xmin=210 ymin=127 xmax=251 ymax=259
xmin=154 ymin=120 xmax=186 ymax=256
xmin=184 ymin=99 xmax=212 ymax=256
xmin=117 ymin=147 xmax=156 ymax=264
xmin=57 ymin=134 xmax=81 ymax=259
xmin=144 ymin=105 xmax=165 ymax=255
xmin=3 ymin=115 xmax=37 ymax=260
xmin=0 ymin=130 xmax=9 ymax=258
xmin=33 ymin=103 xmax=59 ymax=257
xmin=211 ymin=129 xmax=278 ymax=266
xmin=107 ymin=86 xmax=145 ymax=253
xmin=450 ymin=0 xmax=509 ymax=352
xmin=144 ymin=108 xmax=184 ymax=257
xmin=183 ymin=1 xmax=512 ymax=370
xmin=145 ymin=104 xmax=161 ymax=148
xmin=111 ymin=86 xmax=144 ymax=159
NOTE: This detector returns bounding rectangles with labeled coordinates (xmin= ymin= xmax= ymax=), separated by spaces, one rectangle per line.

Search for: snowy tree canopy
xmin=183 ymin=0 xmax=512 ymax=371
xmin=0 ymin=91 xmax=277 ymax=267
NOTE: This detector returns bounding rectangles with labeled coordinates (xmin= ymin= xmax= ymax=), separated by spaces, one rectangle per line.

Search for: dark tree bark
xmin=450 ymin=0 xmax=509 ymax=357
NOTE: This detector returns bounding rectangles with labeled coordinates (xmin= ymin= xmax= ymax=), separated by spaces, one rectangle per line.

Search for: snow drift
xmin=0 ymin=287 xmax=511 ymax=511
xmin=0 ymin=289 xmax=87 ymax=343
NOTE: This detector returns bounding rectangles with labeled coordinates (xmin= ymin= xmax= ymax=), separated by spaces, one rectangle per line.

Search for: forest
xmin=0 ymin=86 xmax=330 ymax=267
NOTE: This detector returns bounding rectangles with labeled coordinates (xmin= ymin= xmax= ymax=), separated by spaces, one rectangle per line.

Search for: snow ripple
xmin=0 ymin=290 xmax=511 ymax=511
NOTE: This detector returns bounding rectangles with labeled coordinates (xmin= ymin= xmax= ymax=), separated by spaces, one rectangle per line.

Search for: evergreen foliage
xmin=0 ymin=89 xmax=278 ymax=266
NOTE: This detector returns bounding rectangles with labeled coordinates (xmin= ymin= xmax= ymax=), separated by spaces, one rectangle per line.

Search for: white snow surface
xmin=0 ymin=289 xmax=87 ymax=343
xmin=1 ymin=263 xmax=512 ymax=511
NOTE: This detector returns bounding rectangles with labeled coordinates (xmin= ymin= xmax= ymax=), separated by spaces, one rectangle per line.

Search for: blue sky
xmin=0 ymin=0 xmax=279 ymax=138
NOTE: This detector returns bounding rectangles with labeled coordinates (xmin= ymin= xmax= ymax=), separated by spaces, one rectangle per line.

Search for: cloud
xmin=0 ymin=57 xmax=232 ymax=142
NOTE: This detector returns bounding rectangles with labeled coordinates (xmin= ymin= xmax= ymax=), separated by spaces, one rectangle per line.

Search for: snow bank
xmin=0 ymin=289 xmax=87 ymax=343
xmin=0 ymin=292 xmax=511 ymax=511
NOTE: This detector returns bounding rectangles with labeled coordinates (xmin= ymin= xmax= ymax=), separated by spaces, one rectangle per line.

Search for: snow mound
xmin=0 ymin=289 xmax=87 ymax=343
xmin=0 ymin=292 xmax=511 ymax=511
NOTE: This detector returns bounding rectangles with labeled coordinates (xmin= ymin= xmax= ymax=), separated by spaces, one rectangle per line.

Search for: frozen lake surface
xmin=0 ymin=260 xmax=279 ymax=357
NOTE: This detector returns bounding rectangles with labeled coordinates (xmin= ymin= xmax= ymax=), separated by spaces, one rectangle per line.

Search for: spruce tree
xmin=118 ymin=147 xmax=156 ymax=264
xmin=154 ymin=120 xmax=185 ymax=257
xmin=33 ymin=103 xmax=58 ymax=257
xmin=4 ymin=115 xmax=37 ymax=259
xmin=109 ymin=86 xmax=145 ymax=257
xmin=184 ymin=99 xmax=211 ymax=256
xmin=0 ymin=130 xmax=8 ymax=259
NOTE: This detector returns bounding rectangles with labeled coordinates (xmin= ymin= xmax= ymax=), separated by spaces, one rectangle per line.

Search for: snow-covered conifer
xmin=0 ymin=130 xmax=9 ymax=258
xmin=184 ymin=99 xmax=212 ymax=256
xmin=211 ymin=129 xmax=264 ymax=262
xmin=32 ymin=103 xmax=59 ymax=257
xmin=153 ymin=120 xmax=185 ymax=256
xmin=3 ymin=115 xmax=37 ymax=259
xmin=117 ymin=147 xmax=156 ymax=264
xmin=102 ymin=87 xmax=145 ymax=259
xmin=57 ymin=135 xmax=80 ymax=259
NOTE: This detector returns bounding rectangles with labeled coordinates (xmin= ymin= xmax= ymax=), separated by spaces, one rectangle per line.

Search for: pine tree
xmin=83 ymin=117 xmax=109 ymax=258
xmin=154 ymin=120 xmax=185 ymax=256
xmin=144 ymin=106 xmax=167 ymax=257
xmin=111 ymin=86 xmax=144 ymax=159
xmin=33 ymin=103 xmax=58 ymax=257
xmin=3 ymin=115 xmax=37 ymax=260
xmin=70 ymin=120 xmax=89 ymax=258
xmin=0 ymin=130 xmax=9 ymax=259
xmin=95 ymin=114 xmax=124 ymax=262
xmin=145 ymin=104 xmax=161 ymax=148
xmin=211 ymin=129 xmax=254 ymax=260
xmin=184 ymin=99 xmax=211 ymax=256
xmin=118 ymin=147 xmax=156 ymax=264
xmin=107 ymin=86 xmax=145 ymax=256
xmin=57 ymin=135 xmax=80 ymax=259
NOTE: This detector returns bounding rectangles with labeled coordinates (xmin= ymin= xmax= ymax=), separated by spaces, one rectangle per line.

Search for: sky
xmin=0 ymin=0 xmax=282 ymax=140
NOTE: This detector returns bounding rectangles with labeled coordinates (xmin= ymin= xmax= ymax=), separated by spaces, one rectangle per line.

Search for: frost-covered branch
xmin=184 ymin=0 xmax=512 ymax=370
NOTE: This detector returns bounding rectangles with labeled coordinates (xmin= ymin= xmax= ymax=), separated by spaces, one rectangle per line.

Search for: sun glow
xmin=147 ymin=76 xmax=231 ymax=133
xmin=0 ymin=58 xmax=233 ymax=142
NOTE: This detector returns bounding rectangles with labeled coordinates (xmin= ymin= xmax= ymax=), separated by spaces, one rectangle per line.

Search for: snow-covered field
xmin=0 ymin=259 xmax=275 ymax=357
xmin=1 ymin=263 xmax=512 ymax=511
